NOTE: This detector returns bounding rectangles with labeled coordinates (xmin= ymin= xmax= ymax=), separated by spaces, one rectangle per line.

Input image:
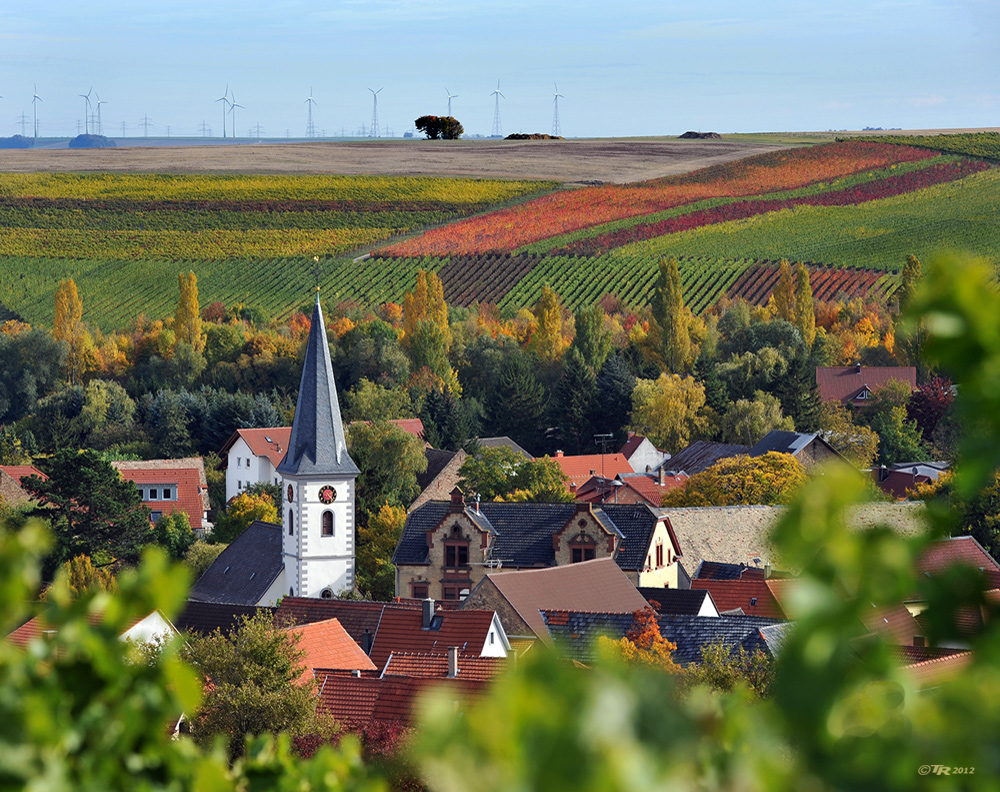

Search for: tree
xmin=528 ymin=285 xmax=568 ymax=364
xmin=22 ymin=448 xmax=153 ymax=573
xmin=594 ymin=353 xmax=636 ymax=446
xmin=173 ymin=271 xmax=205 ymax=353
xmin=55 ymin=554 xmax=117 ymax=595
xmin=769 ymin=259 xmax=796 ymax=323
xmin=628 ymin=373 xmax=708 ymax=454
xmin=356 ymin=503 xmax=407 ymax=601
xmin=548 ymin=348 xmax=597 ymax=455
xmin=819 ymin=402 xmax=880 ymax=468
xmin=344 ymin=378 xmax=413 ymax=422
xmin=212 ymin=490 xmax=278 ymax=544
xmin=182 ymin=611 xmax=332 ymax=761
xmin=485 ymin=351 xmax=546 ymax=454
xmin=457 ymin=446 xmax=571 ymax=502
xmin=718 ymin=391 xmax=794 ymax=446
xmin=347 ymin=419 xmax=428 ymax=523
xmin=402 ymin=270 xmax=451 ymax=356
xmin=662 ymin=452 xmax=808 ymax=507
xmin=794 ymin=262 xmax=816 ymax=348
xmin=776 ymin=346 xmax=824 ymax=433
xmin=649 ymin=258 xmax=693 ymax=373
xmin=415 ymin=115 xmax=463 ymax=140
xmin=907 ymin=376 xmax=955 ymax=441
xmin=53 ymin=278 xmax=94 ymax=384
xmin=680 ymin=638 xmax=773 ymax=699
xmin=570 ymin=305 xmax=612 ymax=373
xmin=598 ymin=606 xmax=680 ymax=673
xmin=184 ymin=540 xmax=225 ymax=580
xmin=151 ymin=512 xmax=194 ymax=560
xmin=861 ymin=379 xmax=928 ymax=466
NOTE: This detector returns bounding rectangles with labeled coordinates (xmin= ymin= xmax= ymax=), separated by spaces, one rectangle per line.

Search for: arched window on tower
xmin=288 ymin=509 xmax=294 ymax=536
xmin=322 ymin=510 xmax=334 ymax=537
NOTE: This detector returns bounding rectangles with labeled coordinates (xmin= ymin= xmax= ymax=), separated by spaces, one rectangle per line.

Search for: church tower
xmin=277 ymin=293 xmax=360 ymax=598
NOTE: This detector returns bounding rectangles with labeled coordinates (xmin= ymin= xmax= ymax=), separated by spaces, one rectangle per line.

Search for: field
xmin=0 ymin=134 xmax=997 ymax=328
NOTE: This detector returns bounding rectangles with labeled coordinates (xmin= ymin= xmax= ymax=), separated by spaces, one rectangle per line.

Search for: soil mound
xmin=505 ymin=133 xmax=564 ymax=140
xmin=679 ymin=131 xmax=722 ymax=140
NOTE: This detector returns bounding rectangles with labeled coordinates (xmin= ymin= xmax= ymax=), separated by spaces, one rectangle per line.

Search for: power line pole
xmin=198 ymin=120 xmax=210 ymax=137
xmin=139 ymin=115 xmax=153 ymax=137
xmin=121 ymin=121 xmax=127 ymax=137
xmin=17 ymin=113 xmax=29 ymax=136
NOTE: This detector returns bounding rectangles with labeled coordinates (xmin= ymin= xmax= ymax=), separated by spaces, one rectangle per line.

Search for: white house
xmin=220 ymin=427 xmax=291 ymax=503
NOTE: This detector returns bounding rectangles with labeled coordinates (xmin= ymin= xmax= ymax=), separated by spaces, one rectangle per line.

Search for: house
xmin=662 ymin=441 xmax=750 ymax=476
xmin=273 ymin=596 xmax=414 ymax=652
xmin=220 ymin=427 xmax=291 ymax=503
xmin=690 ymin=578 xmax=787 ymax=618
xmin=816 ymin=365 xmax=917 ymax=407
xmin=637 ymin=587 xmax=720 ymax=617
xmin=393 ymin=492 xmax=684 ymax=600
xmin=552 ymin=450 xmax=634 ymax=494
xmin=189 ymin=520 xmax=285 ymax=606
xmin=478 ymin=436 xmax=534 ymax=460
xmin=746 ymin=430 xmax=845 ymax=469
xmin=112 ymin=458 xmax=211 ymax=529
xmin=873 ymin=462 xmax=949 ymax=500
xmin=0 ymin=464 xmax=45 ymax=507
xmin=174 ymin=601 xmax=273 ymax=636
xmin=619 ymin=433 xmax=669 ymax=474
xmin=575 ymin=471 xmax=688 ymax=508
xmin=8 ymin=609 xmax=176 ymax=649
xmin=410 ymin=447 xmax=468 ymax=511
xmin=285 ymin=617 xmax=377 ymax=682
xmin=459 ymin=557 xmax=652 ymax=640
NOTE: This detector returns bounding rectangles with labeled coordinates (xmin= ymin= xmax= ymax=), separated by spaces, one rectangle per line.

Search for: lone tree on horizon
xmin=415 ymin=115 xmax=463 ymax=140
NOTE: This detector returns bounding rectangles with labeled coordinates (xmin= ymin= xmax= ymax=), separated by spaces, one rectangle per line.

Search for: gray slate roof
xmin=747 ymin=430 xmax=818 ymax=457
xmin=189 ymin=521 xmax=284 ymax=605
xmin=277 ymin=295 xmax=359 ymax=478
xmin=664 ymin=440 xmax=749 ymax=476
xmin=636 ymin=588 xmax=716 ymax=616
xmin=175 ymin=601 xmax=273 ymax=636
xmin=394 ymin=501 xmax=659 ymax=572
xmin=541 ymin=610 xmax=785 ymax=666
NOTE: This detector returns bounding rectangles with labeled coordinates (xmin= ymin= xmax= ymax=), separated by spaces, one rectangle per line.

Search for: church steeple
xmin=277 ymin=294 xmax=359 ymax=478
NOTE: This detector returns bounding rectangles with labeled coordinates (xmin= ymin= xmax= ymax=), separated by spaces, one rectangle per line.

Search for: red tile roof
xmin=0 ymin=465 xmax=46 ymax=482
xmin=690 ymin=579 xmax=786 ymax=618
xmin=903 ymin=651 xmax=973 ymax=688
xmin=873 ymin=469 xmax=932 ymax=500
xmin=286 ymin=618 xmax=376 ymax=682
xmin=816 ymin=366 xmax=917 ymax=405
xmin=860 ymin=603 xmax=924 ymax=645
xmin=382 ymin=651 xmax=506 ymax=681
xmin=368 ymin=607 xmax=498 ymax=673
xmin=8 ymin=611 xmax=146 ymax=649
xmin=916 ymin=536 xmax=1000 ymax=577
xmin=553 ymin=453 xmax=634 ymax=490
xmin=113 ymin=458 xmax=210 ymax=529
xmin=0 ymin=466 xmax=45 ymax=507
xmin=316 ymin=673 xmax=382 ymax=721
xmin=619 ymin=434 xmax=646 ymax=459
xmin=221 ymin=428 xmax=291 ymax=468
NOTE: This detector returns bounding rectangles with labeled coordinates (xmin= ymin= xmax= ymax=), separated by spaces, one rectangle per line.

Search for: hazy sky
xmin=3 ymin=1 xmax=998 ymax=139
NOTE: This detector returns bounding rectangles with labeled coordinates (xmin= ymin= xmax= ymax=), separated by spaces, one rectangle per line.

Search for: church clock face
xmin=287 ymin=484 xmax=294 ymax=503
xmin=319 ymin=485 xmax=337 ymax=504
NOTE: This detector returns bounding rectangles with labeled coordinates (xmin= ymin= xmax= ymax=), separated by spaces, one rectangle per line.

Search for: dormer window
xmin=445 ymin=542 xmax=469 ymax=568
xmin=570 ymin=534 xmax=597 ymax=564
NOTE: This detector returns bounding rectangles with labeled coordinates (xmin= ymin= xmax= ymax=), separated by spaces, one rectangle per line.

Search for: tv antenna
xmin=552 ymin=84 xmax=564 ymax=137
xmin=445 ymin=87 xmax=458 ymax=116
xmin=490 ymin=79 xmax=504 ymax=138
xmin=305 ymin=88 xmax=317 ymax=138
xmin=79 ymin=87 xmax=93 ymax=135
xmin=594 ymin=432 xmax=614 ymax=478
xmin=215 ymin=84 xmax=231 ymax=138
xmin=32 ymin=85 xmax=42 ymax=138
xmin=228 ymin=91 xmax=244 ymax=139
xmin=368 ymin=87 xmax=382 ymax=138
xmin=94 ymin=94 xmax=107 ymax=136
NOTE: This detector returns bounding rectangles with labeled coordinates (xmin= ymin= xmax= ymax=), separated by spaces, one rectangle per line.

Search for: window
xmin=150 ymin=511 xmax=162 ymax=523
xmin=237 ymin=458 xmax=242 ymax=468
xmin=412 ymin=582 xmax=429 ymax=599
xmin=445 ymin=543 xmax=469 ymax=568
xmin=237 ymin=480 xmax=242 ymax=490
xmin=246 ymin=457 xmax=251 ymax=467
xmin=571 ymin=546 xmax=596 ymax=563
xmin=288 ymin=509 xmax=294 ymax=536
xmin=443 ymin=585 xmax=460 ymax=601
xmin=322 ymin=511 xmax=334 ymax=537
xmin=148 ymin=488 xmax=159 ymax=500
xmin=656 ymin=542 xmax=664 ymax=568
xmin=162 ymin=487 xmax=172 ymax=500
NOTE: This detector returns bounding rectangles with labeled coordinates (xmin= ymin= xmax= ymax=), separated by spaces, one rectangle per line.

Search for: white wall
xmin=282 ymin=476 xmax=356 ymax=598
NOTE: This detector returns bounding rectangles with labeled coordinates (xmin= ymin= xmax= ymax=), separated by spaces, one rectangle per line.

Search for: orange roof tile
xmin=0 ymin=465 xmax=46 ymax=482
xmin=860 ymin=603 xmax=923 ymax=645
xmin=903 ymin=651 xmax=973 ymax=689
xmin=553 ymin=453 xmax=634 ymax=490
xmin=382 ymin=651 xmax=506 ymax=681
xmin=816 ymin=366 xmax=917 ymax=404
xmin=222 ymin=428 xmax=291 ymax=468
xmin=286 ymin=618 xmax=376 ymax=682
xmin=367 ymin=607 xmax=497 ymax=673
xmin=8 ymin=611 xmax=146 ymax=649
xmin=916 ymin=536 xmax=1000 ymax=576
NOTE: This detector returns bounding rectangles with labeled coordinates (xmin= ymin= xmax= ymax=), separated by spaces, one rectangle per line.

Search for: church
xmin=190 ymin=293 xmax=360 ymax=605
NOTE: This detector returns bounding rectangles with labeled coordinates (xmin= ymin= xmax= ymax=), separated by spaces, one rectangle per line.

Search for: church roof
xmin=277 ymin=295 xmax=359 ymax=478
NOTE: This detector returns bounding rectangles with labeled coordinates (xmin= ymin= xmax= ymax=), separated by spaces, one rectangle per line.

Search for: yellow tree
xmin=769 ymin=259 xmax=796 ymax=323
xmin=527 ymin=284 xmax=568 ymax=363
xmin=174 ymin=271 xmax=205 ymax=353
xmin=649 ymin=257 xmax=694 ymax=373
xmin=598 ymin=606 xmax=681 ymax=673
xmin=53 ymin=278 xmax=93 ymax=384
xmin=402 ymin=269 xmax=450 ymax=352
xmin=793 ymin=262 xmax=816 ymax=348
xmin=628 ymin=373 xmax=708 ymax=453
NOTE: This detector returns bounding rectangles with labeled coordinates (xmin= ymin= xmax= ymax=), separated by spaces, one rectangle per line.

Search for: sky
xmin=2 ymin=1 xmax=998 ymax=139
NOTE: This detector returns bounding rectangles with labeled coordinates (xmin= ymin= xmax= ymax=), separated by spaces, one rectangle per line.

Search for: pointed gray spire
xmin=277 ymin=294 xmax=359 ymax=477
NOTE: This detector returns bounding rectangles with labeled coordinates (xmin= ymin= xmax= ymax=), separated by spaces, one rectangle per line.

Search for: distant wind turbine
xmin=216 ymin=84 xmax=231 ymax=138
xmin=79 ymin=87 xmax=93 ymax=135
xmin=369 ymin=87 xmax=382 ymax=138
xmin=228 ymin=90 xmax=244 ymax=139
xmin=95 ymin=94 xmax=107 ymax=136
xmin=446 ymin=87 xmax=458 ymax=117
xmin=552 ymin=84 xmax=564 ymax=137
xmin=305 ymin=88 xmax=317 ymax=138
xmin=490 ymin=80 xmax=504 ymax=138
xmin=32 ymin=85 xmax=42 ymax=138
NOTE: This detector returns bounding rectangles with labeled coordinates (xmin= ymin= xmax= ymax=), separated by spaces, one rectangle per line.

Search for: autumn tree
xmin=628 ymin=373 xmax=708 ymax=454
xmin=173 ymin=271 xmax=205 ymax=353
xmin=599 ymin=606 xmax=680 ymax=673
xmin=53 ymin=279 xmax=94 ymax=384
xmin=662 ymin=452 xmax=808 ymax=507
xmin=528 ymin=284 xmax=568 ymax=364
xmin=718 ymin=391 xmax=794 ymax=446
xmin=819 ymin=402 xmax=880 ymax=468
xmin=794 ymin=262 xmax=816 ymax=348
xmin=55 ymin=554 xmax=117 ymax=596
xmin=402 ymin=270 xmax=450 ymax=353
xmin=356 ymin=503 xmax=407 ymax=601
xmin=211 ymin=490 xmax=279 ymax=544
xmin=649 ymin=258 xmax=692 ymax=373
xmin=681 ymin=638 xmax=774 ymax=698
xmin=347 ymin=419 xmax=428 ymax=524
xmin=769 ymin=259 xmax=796 ymax=323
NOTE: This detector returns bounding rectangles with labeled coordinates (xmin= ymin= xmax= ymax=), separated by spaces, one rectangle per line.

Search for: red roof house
xmin=285 ymin=617 xmax=376 ymax=683
xmin=0 ymin=465 xmax=46 ymax=507
xmin=113 ymin=458 xmax=211 ymax=529
xmin=816 ymin=365 xmax=917 ymax=407
xmin=552 ymin=451 xmax=634 ymax=493
xmin=690 ymin=578 xmax=787 ymax=619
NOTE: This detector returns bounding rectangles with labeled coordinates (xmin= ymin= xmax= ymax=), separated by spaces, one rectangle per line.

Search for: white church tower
xmin=277 ymin=292 xmax=360 ymax=599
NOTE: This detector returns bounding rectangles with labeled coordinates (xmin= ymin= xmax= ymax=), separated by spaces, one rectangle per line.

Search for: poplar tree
xmin=403 ymin=269 xmax=450 ymax=352
xmin=173 ymin=271 xmax=204 ymax=353
xmin=793 ymin=262 xmax=816 ymax=348
xmin=650 ymin=258 xmax=691 ymax=374
xmin=770 ymin=259 xmax=796 ymax=323
xmin=528 ymin=284 xmax=568 ymax=364
xmin=53 ymin=279 xmax=89 ymax=384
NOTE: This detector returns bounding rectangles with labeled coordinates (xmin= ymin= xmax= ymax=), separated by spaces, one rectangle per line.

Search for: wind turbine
xmin=215 ymin=84 xmax=231 ymax=138
xmin=32 ymin=85 xmax=42 ymax=138
xmin=490 ymin=80 xmax=504 ymax=138
xmin=228 ymin=90 xmax=244 ymax=139
xmin=552 ymin=84 xmax=564 ymax=137
xmin=305 ymin=88 xmax=317 ymax=138
xmin=368 ymin=87 xmax=382 ymax=138
xmin=79 ymin=87 xmax=93 ymax=135
xmin=445 ymin=87 xmax=458 ymax=117
xmin=95 ymin=94 xmax=107 ymax=136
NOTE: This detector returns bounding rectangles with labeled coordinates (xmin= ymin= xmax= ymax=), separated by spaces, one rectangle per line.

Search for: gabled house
xmin=0 ymin=464 xmax=45 ymax=507
xmin=816 ymin=365 xmax=917 ymax=407
xmin=637 ymin=587 xmax=720 ymax=617
xmin=460 ymin=557 xmax=652 ymax=640
xmin=220 ymin=427 xmax=291 ymax=503
xmin=619 ymin=433 xmax=669 ymax=474
xmin=189 ymin=520 xmax=285 ymax=606
xmin=575 ymin=471 xmax=688 ymax=508
xmin=285 ymin=617 xmax=377 ymax=682
xmin=8 ymin=609 xmax=177 ymax=649
xmin=410 ymin=447 xmax=468 ymax=511
xmin=690 ymin=578 xmax=787 ymax=618
xmin=662 ymin=441 xmax=750 ymax=476
xmin=551 ymin=451 xmax=634 ymax=494
xmin=746 ymin=430 xmax=845 ymax=469
xmin=273 ymin=596 xmax=416 ymax=653
xmin=393 ymin=491 xmax=683 ymax=600
xmin=113 ymin=458 xmax=211 ymax=529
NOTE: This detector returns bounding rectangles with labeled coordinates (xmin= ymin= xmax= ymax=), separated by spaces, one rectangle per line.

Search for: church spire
xmin=277 ymin=294 xmax=359 ymax=477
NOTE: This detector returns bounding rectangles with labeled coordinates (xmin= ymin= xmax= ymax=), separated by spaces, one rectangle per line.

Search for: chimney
xmin=657 ymin=467 xmax=666 ymax=486
xmin=855 ymin=362 xmax=862 ymax=373
xmin=361 ymin=628 xmax=372 ymax=655
xmin=352 ymin=669 xmax=361 ymax=678
xmin=449 ymin=487 xmax=464 ymax=513
xmin=555 ymin=450 xmax=565 ymax=457
xmin=422 ymin=597 xmax=435 ymax=629
xmin=447 ymin=646 xmax=459 ymax=678
xmin=764 ymin=561 xmax=771 ymax=580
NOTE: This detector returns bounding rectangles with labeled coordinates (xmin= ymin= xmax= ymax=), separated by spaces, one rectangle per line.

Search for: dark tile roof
xmin=478 ymin=436 xmax=534 ymax=459
xmin=664 ymin=440 xmax=749 ymax=476
xmin=277 ymin=295 xmax=359 ymax=478
xmin=273 ymin=597 xmax=420 ymax=648
xmin=394 ymin=501 xmax=662 ymax=573
xmin=746 ymin=430 xmax=818 ymax=457
xmin=694 ymin=560 xmax=766 ymax=581
xmin=637 ymin=588 xmax=716 ymax=616
xmin=368 ymin=607 xmax=498 ymax=673
xmin=174 ymin=601 xmax=273 ymax=635
xmin=541 ymin=610 xmax=785 ymax=666
xmin=189 ymin=520 xmax=284 ymax=605
xmin=416 ymin=448 xmax=459 ymax=490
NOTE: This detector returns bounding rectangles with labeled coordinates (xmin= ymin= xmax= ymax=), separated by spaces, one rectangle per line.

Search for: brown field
xmin=0 ymin=138 xmax=788 ymax=184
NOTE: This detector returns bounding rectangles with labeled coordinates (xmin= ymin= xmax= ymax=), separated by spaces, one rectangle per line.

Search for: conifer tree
xmin=650 ymin=258 xmax=691 ymax=374
xmin=793 ymin=262 xmax=816 ymax=348
xmin=173 ymin=271 xmax=205 ymax=353
xmin=549 ymin=348 xmax=598 ymax=454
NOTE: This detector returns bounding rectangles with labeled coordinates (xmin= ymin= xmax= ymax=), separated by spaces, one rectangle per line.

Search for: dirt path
xmin=0 ymin=138 xmax=788 ymax=184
